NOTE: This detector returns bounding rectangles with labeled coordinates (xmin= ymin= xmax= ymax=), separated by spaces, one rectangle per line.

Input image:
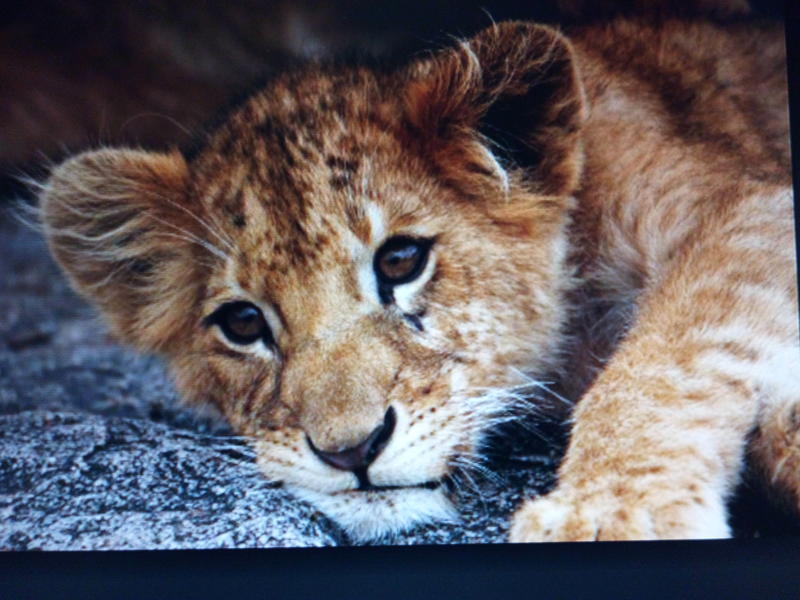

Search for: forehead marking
xmin=349 ymin=203 xmax=387 ymax=311
xmin=345 ymin=202 xmax=372 ymax=244
xmin=365 ymin=202 xmax=386 ymax=245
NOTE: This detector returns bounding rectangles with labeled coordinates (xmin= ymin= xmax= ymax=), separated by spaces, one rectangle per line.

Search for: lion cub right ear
xmin=40 ymin=148 xmax=212 ymax=351
xmin=404 ymin=22 xmax=587 ymax=198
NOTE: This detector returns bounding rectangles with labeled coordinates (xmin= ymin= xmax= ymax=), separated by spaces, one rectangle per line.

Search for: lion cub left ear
xmin=404 ymin=22 xmax=587 ymax=197
xmin=40 ymin=148 xmax=206 ymax=351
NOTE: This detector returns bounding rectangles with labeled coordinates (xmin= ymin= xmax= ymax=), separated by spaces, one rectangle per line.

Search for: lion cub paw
xmin=508 ymin=486 xmax=731 ymax=542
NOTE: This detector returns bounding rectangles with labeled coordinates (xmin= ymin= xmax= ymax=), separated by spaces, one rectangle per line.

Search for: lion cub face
xmin=41 ymin=22 xmax=586 ymax=540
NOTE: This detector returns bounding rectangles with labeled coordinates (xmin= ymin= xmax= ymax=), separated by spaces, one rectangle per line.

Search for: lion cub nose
xmin=308 ymin=407 xmax=396 ymax=472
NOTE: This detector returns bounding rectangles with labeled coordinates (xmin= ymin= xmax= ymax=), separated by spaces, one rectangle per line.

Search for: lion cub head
xmin=40 ymin=22 xmax=585 ymax=540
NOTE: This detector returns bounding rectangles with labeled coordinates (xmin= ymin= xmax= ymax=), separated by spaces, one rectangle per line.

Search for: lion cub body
xmin=41 ymin=17 xmax=798 ymax=541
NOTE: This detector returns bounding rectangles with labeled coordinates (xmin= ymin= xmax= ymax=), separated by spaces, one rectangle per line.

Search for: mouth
xmin=291 ymin=479 xmax=457 ymax=542
xmin=351 ymin=478 xmax=442 ymax=494
xmin=348 ymin=465 xmax=442 ymax=494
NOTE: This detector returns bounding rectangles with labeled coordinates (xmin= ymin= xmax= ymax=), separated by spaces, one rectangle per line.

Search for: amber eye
xmin=208 ymin=301 xmax=272 ymax=346
xmin=374 ymin=236 xmax=432 ymax=302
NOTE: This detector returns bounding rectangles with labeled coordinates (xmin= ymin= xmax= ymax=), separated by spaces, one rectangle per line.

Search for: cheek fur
xmin=170 ymin=344 xmax=279 ymax=431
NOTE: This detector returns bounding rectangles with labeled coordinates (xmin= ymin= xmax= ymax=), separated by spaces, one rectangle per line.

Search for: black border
xmin=2 ymin=539 xmax=800 ymax=599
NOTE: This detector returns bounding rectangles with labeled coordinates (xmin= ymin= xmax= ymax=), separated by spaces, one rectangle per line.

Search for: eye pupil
xmin=374 ymin=236 xmax=432 ymax=294
xmin=210 ymin=301 xmax=271 ymax=345
xmin=380 ymin=245 xmax=419 ymax=279
xmin=228 ymin=306 xmax=261 ymax=337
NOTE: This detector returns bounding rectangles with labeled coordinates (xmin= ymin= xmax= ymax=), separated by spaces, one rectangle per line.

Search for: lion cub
xmin=40 ymin=19 xmax=798 ymax=541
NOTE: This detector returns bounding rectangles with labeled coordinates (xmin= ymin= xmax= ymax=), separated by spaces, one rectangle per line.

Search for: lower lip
xmin=350 ymin=480 xmax=441 ymax=493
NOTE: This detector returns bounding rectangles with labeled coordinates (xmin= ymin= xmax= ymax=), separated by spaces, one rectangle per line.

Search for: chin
xmin=290 ymin=485 xmax=458 ymax=542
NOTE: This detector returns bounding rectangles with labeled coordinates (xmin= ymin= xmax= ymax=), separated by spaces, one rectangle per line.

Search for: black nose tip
xmin=308 ymin=407 xmax=396 ymax=472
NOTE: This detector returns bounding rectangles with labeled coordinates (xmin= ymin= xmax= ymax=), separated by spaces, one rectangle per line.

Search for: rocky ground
xmin=0 ymin=204 xmax=561 ymax=550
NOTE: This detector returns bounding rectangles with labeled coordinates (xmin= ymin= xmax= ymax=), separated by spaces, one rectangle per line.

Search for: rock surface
xmin=0 ymin=206 xmax=560 ymax=550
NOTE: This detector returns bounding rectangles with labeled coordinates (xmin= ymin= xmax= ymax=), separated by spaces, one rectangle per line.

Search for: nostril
xmin=308 ymin=406 xmax=397 ymax=472
xmin=366 ymin=406 xmax=396 ymax=465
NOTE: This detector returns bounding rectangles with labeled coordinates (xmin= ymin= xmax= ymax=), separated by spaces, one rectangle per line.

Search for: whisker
xmin=120 ymin=112 xmax=193 ymax=136
xmin=154 ymin=230 xmax=229 ymax=262
xmin=31 ymin=168 xmax=232 ymax=264
xmin=154 ymin=192 xmax=237 ymax=254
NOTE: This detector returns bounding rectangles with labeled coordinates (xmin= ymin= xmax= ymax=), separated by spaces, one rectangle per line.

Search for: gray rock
xmin=0 ymin=411 xmax=339 ymax=550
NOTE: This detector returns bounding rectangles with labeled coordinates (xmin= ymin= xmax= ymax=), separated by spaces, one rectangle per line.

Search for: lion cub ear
xmin=40 ymin=148 xmax=209 ymax=351
xmin=404 ymin=22 xmax=587 ymax=197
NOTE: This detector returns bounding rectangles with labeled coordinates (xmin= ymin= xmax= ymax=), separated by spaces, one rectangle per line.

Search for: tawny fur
xmin=40 ymin=16 xmax=798 ymax=542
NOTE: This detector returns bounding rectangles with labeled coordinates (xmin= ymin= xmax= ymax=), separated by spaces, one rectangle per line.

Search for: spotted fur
xmin=40 ymin=17 xmax=797 ymax=542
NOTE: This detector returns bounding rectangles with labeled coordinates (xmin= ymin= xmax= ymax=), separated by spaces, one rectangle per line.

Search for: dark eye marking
xmin=205 ymin=301 xmax=273 ymax=346
xmin=373 ymin=236 xmax=433 ymax=304
xmin=404 ymin=313 xmax=425 ymax=332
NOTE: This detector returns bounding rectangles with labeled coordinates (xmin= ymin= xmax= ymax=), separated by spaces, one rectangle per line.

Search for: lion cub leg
xmin=750 ymin=396 xmax=800 ymax=515
xmin=510 ymin=192 xmax=799 ymax=542
xmin=510 ymin=340 xmax=757 ymax=541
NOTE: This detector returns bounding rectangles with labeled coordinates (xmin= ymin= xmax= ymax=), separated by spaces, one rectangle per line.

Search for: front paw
xmin=508 ymin=485 xmax=731 ymax=542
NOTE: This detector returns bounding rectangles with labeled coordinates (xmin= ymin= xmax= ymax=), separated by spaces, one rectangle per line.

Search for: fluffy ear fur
xmin=404 ymin=22 xmax=587 ymax=197
xmin=40 ymin=148 xmax=208 ymax=351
